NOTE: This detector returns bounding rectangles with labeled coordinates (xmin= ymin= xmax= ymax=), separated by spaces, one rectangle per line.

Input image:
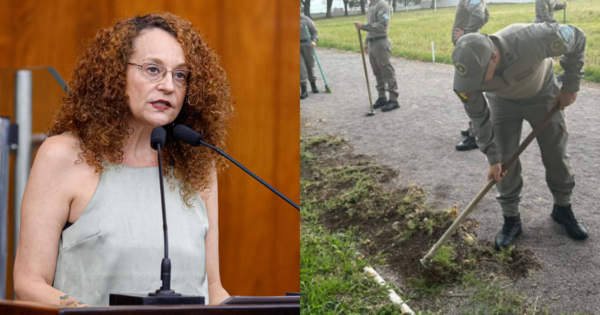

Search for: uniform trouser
xmin=301 ymin=52 xmax=307 ymax=85
xmin=300 ymin=43 xmax=316 ymax=84
xmin=368 ymin=39 xmax=398 ymax=102
xmin=467 ymin=121 xmax=474 ymax=137
xmin=486 ymin=77 xmax=575 ymax=217
xmin=533 ymin=16 xmax=555 ymax=23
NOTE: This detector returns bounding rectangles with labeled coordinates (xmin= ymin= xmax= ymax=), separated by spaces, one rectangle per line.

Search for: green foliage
xmin=493 ymin=246 xmax=515 ymax=264
xmin=432 ymin=245 xmax=457 ymax=269
xmin=409 ymin=277 xmax=445 ymax=296
xmin=301 ymin=226 xmax=402 ymax=314
xmin=301 ymin=136 xmax=405 ymax=314
xmin=315 ymin=0 xmax=600 ymax=82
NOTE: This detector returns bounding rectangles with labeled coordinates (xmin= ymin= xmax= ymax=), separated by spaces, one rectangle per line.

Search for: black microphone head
xmin=150 ymin=127 xmax=167 ymax=150
xmin=173 ymin=124 xmax=202 ymax=146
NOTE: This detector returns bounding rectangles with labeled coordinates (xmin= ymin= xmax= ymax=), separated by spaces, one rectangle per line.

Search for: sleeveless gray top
xmin=52 ymin=164 xmax=209 ymax=306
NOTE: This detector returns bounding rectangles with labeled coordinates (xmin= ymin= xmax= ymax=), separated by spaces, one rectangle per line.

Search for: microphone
xmin=172 ymin=123 xmax=202 ymax=146
xmin=173 ymin=124 xmax=300 ymax=211
xmin=109 ymin=127 xmax=204 ymax=305
xmin=150 ymin=126 xmax=166 ymax=150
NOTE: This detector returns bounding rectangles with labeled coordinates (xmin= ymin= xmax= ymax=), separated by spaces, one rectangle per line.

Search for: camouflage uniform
xmin=453 ymin=23 xmax=585 ymax=217
xmin=301 ymin=14 xmax=318 ymax=88
xmin=452 ymin=0 xmax=490 ymax=148
xmin=361 ymin=0 xmax=398 ymax=103
xmin=535 ymin=0 xmax=566 ymax=23
xmin=451 ymin=0 xmax=490 ymax=45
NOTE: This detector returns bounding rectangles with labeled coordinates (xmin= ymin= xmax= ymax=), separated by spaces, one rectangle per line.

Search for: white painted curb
xmin=364 ymin=266 xmax=415 ymax=315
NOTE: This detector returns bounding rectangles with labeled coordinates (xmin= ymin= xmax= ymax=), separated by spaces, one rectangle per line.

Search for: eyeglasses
xmin=128 ymin=62 xmax=191 ymax=88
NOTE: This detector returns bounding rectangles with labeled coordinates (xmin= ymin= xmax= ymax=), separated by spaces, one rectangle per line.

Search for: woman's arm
xmin=13 ymin=134 xmax=95 ymax=306
xmin=203 ymin=168 xmax=230 ymax=305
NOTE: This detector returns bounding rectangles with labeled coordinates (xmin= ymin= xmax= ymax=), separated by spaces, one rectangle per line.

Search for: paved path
xmin=301 ymin=47 xmax=600 ymax=314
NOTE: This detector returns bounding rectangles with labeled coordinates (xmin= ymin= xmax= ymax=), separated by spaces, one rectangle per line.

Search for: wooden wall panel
xmin=0 ymin=0 xmax=299 ymax=300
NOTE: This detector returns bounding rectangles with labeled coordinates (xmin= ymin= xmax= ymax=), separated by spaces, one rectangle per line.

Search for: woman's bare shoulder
xmin=34 ymin=134 xmax=93 ymax=173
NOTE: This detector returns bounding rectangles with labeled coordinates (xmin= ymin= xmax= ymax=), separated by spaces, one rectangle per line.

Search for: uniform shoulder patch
xmin=550 ymin=37 xmax=565 ymax=52
xmin=468 ymin=0 xmax=480 ymax=6
xmin=559 ymin=25 xmax=573 ymax=43
xmin=382 ymin=13 xmax=389 ymax=20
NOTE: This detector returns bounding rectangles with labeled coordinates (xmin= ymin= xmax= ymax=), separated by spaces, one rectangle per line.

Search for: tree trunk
xmin=392 ymin=0 xmax=397 ymax=12
xmin=326 ymin=0 xmax=334 ymax=18
xmin=360 ymin=0 xmax=365 ymax=14
xmin=303 ymin=0 xmax=312 ymax=18
xmin=344 ymin=0 xmax=349 ymax=16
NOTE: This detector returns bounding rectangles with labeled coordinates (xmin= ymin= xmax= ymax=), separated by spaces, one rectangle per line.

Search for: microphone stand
xmin=200 ymin=140 xmax=300 ymax=211
xmin=172 ymin=124 xmax=299 ymax=211
xmin=148 ymin=143 xmax=179 ymax=297
xmin=109 ymin=128 xmax=204 ymax=305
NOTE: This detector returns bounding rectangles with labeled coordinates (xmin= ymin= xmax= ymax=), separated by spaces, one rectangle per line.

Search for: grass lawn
xmin=313 ymin=0 xmax=600 ymax=82
xmin=301 ymin=137 xmax=405 ymax=314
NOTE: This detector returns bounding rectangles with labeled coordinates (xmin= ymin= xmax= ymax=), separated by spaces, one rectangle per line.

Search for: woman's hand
xmin=59 ymin=295 xmax=89 ymax=307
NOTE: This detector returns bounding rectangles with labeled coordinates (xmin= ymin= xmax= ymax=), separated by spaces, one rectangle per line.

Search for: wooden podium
xmin=0 ymin=299 xmax=299 ymax=314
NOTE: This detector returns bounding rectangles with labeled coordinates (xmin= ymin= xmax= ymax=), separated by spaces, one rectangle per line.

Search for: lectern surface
xmin=0 ymin=299 xmax=299 ymax=314
xmin=221 ymin=296 xmax=300 ymax=305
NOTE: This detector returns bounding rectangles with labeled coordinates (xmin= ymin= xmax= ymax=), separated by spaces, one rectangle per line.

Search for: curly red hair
xmin=49 ymin=12 xmax=235 ymax=206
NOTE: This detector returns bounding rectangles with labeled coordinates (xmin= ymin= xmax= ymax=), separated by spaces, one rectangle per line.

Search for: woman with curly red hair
xmin=13 ymin=13 xmax=234 ymax=306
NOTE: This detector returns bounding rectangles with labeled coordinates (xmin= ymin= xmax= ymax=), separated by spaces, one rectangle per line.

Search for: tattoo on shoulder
xmin=59 ymin=294 xmax=82 ymax=307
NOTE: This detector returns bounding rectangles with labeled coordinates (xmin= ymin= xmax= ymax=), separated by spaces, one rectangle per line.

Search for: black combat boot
xmin=301 ymin=83 xmax=308 ymax=100
xmin=495 ymin=214 xmax=522 ymax=250
xmin=381 ymin=100 xmax=400 ymax=112
xmin=456 ymin=136 xmax=478 ymax=151
xmin=310 ymin=81 xmax=319 ymax=93
xmin=551 ymin=204 xmax=588 ymax=240
xmin=373 ymin=97 xmax=387 ymax=109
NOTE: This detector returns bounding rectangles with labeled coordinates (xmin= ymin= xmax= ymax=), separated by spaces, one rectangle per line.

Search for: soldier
xmin=535 ymin=0 xmax=567 ymax=23
xmin=452 ymin=0 xmax=490 ymax=151
xmin=354 ymin=0 xmax=399 ymax=112
xmin=452 ymin=23 xmax=588 ymax=249
xmin=301 ymin=12 xmax=319 ymax=100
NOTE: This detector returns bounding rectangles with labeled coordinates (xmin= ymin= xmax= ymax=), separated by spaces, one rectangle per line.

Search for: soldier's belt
xmin=366 ymin=35 xmax=387 ymax=43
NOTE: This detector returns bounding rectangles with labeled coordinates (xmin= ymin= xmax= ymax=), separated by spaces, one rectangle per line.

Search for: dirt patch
xmin=301 ymin=135 xmax=541 ymax=297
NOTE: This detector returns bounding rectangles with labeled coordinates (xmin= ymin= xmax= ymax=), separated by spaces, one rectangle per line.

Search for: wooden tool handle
xmin=358 ymin=29 xmax=374 ymax=112
xmin=422 ymin=102 xmax=562 ymax=265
